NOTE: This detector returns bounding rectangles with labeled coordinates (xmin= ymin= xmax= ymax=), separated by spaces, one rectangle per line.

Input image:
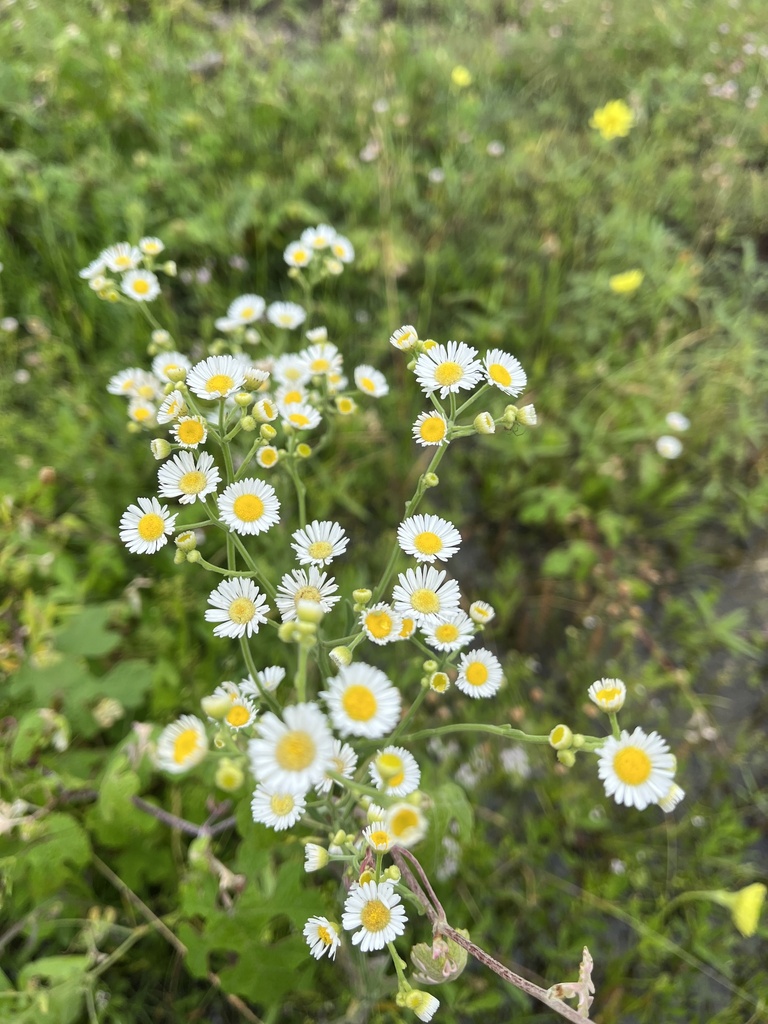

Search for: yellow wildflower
xmin=609 ymin=269 xmax=644 ymax=294
xmin=451 ymin=65 xmax=473 ymax=88
xmin=590 ymin=99 xmax=634 ymax=140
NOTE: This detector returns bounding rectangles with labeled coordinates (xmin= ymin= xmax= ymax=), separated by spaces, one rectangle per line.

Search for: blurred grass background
xmin=1 ymin=0 xmax=767 ymax=1021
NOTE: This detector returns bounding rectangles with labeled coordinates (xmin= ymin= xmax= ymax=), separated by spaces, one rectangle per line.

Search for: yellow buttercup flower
xmin=609 ymin=269 xmax=644 ymax=294
xmin=451 ymin=65 xmax=473 ymax=88
xmin=590 ymin=99 xmax=634 ymax=140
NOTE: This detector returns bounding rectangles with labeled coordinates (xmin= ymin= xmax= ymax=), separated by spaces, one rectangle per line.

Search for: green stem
xmin=295 ymin=642 xmax=310 ymax=703
xmin=400 ymin=723 xmax=552 ymax=744
xmin=239 ymin=638 xmax=281 ymax=714
xmin=387 ymin=686 xmax=429 ymax=746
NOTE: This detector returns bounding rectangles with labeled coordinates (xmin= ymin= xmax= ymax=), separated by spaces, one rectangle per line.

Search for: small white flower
xmin=303 ymin=916 xmax=341 ymax=960
xmin=303 ymin=843 xmax=329 ymax=872
xmin=186 ymin=355 xmax=246 ymax=400
xmin=390 ymin=324 xmax=419 ymax=351
xmin=314 ymin=738 xmax=358 ymax=795
xmin=139 ymin=236 xmax=165 ymax=255
xmin=305 ymin=326 xmax=328 ymax=343
xmin=220 ymin=697 xmax=257 ymax=731
xmin=267 ymin=301 xmax=307 ymax=329
xmin=300 ymin=224 xmax=337 ymax=250
xmin=156 ymin=715 xmax=208 ymax=774
xmin=469 ymin=600 xmax=495 ymax=624
xmin=119 ymin=497 xmax=177 ymax=554
xmin=107 ymin=367 xmax=160 ymax=399
xmin=665 ymin=411 xmax=690 ymax=432
xmin=412 ymin=410 xmax=449 ymax=446
xmin=156 ymin=389 xmax=187 ymax=424
xmin=385 ymin=802 xmax=428 ymax=849
xmin=282 ymin=402 xmax=322 ymax=432
xmin=172 ymin=416 xmax=208 ymax=449
xmin=251 ymin=784 xmax=307 ymax=830
xmin=354 ymin=364 xmax=389 ymax=398
xmin=205 ymin=578 xmax=270 ymax=639
xmin=272 ymin=353 xmax=312 ymax=387
xmin=127 ymin=398 xmax=157 ymax=426
xmin=588 ymin=677 xmax=627 ymax=712
xmin=397 ymin=514 xmax=461 ymax=563
xmin=217 ymin=478 xmax=281 ymax=536
xmin=392 ymin=565 xmax=461 ymax=625
xmin=362 ymin=822 xmax=396 ymax=853
xmin=151 ymin=351 xmax=191 ymax=382
xmin=256 ymin=445 xmax=279 ymax=469
xmin=597 ymin=727 xmax=677 ymax=811
xmin=241 ymin=665 xmax=286 ymax=698
xmin=483 ymin=348 xmax=527 ymax=396
xmin=369 ymin=746 xmax=421 ymax=797
xmin=414 ymin=340 xmax=483 ymax=399
xmin=455 ymin=648 xmax=503 ymax=698
xmin=408 ymin=992 xmax=440 ymax=1022
xmin=320 ymin=663 xmax=402 ymax=738
xmin=100 ymin=242 xmax=142 ymax=272
xmin=219 ymin=294 xmax=266 ymax=329
xmin=360 ymin=603 xmax=403 ymax=645
xmin=342 ymin=880 xmax=408 ymax=952
xmin=275 ymin=567 xmax=340 ymax=621
xmin=79 ymin=257 xmax=106 ymax=280
xmin=248 ymin=702 xmax=335 ymax=794
xmin=422 ymin=611 xmax=475 ymax=652
xmin=657 ymin=782 xmax=686 ymax=813
xmin=291 ymin=520 xmax=349 ymax=566
xmin=330 ymin=235 xmax=355 ymax=263
xmin=121 ymin=269 xmax=161 ymax=302
xmin=517 ymin=404 xmax=537 ymax=426
xmin=157 ymin=450 xmax=221 ymax=504
xmin=284 ymin=241 xmax=313 ymax=267
xmin=301 ymin=341 xmax=343 ymax=377
xmin=656 ymin=435 xmax=683 ymax=459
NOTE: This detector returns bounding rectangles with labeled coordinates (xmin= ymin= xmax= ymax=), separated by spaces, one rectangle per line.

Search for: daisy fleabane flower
xmin=469 ymin=600 xmax=495 ymax=624
xmin=597 ymin=727 xmax=677 ymax=811
xmin=79 ymin=257 xmax=106 ymax=280
xmin=320 ymin=662 xmax=402 ymax=739
xmin=304 ymin=916 xmax=341 ymax=960
xmin=412 ymin=410 xmax=449 ymax=447
xmin=284 ymin=241 xmax=313 ymax=267
xmin=330 ymin=235 xmax=354 ymax=263
xmin=483 ymin=349 xmax=527 ymax=396
xmin=291 ymin=520 xmax=348 ymax=566
xmin=422 ymin=611 xmax=475 ymax=652
xmin=151 ymin=351 xmax=191 ymax=381
xmin=282 ymin=402 xmax=322 ymax=431
xmin=186 ymin=355 xmax=246 ymax=400
xmin=300 ymin=224 xmax=337 ymax=250
xmin=304 ymin=843 xmax=329 ymax=872
xmin=455 ymin=648 xmax=503 ymax=698
xmin=217 ymin=478 xmax=281 ymax=536
xmin=241 ymin=665 xmax=286 ymax=698
xmin=267 ymin=301 xmax=307 ymax=330
xmin=214 ymin=294 xmax=266 ymax=332
xmin=172 ymin=416 xmax=208 ymax=449
xmin=392 ymin=565 xmax=461 ymax=625
xmin=315 ymin=738 xmax=358 ymax=795
xmin=155 ymin=715 xmax=208 ymax=774
xmin=251 ymin=784 xmax=307 ymax=831
xmin=360 ymin=603 xmax=403 ymax=645
xmin=354 ymin=364 xmax=389 ymax=398
xmin=119 ymin=497 xmax=177 ymax=554
xmin=205 ymin=578 xmax=270 ymax=639
xmin=275 ymin=567 xmax=340 ymax=621
xmin=301 ymin=341 xmax=343 ymax=377
xmin=362 ymin=822 xmax=396 ymax=853
xmin=139 ymin=236 xmax=164 ymax=256
xmin=369 ymin=746 xmax=421 ymax=797
xmin=121 ymin=269 xmax=161 ymax=302
xmin=397 ymin=514 xmax=461 ymax=563
xmin=406 ymin=992 xmax=440 ymax=1022
xmin=390 ymin=324 xmax=419 ymax=351
xmin=385 ymin=803 xmax=428 ymax=849
xmin=107 ymin=368 xmax=160 ymax=399
xmin=157 ymin=450 xmax=220 ymax=504
xmin=588 ymin=677 xmax=627 ymax=712
xmin=342 ymin=880 xmax=408 ymax=952
xmin=248 ymin=702 xmax=335 ymax=794
xmin=221 ymin=697 xmax=257 ymax=731
xmin=100 ymin=242 xmax=141 ymax=272
xmin=156 ymin=390 xmax=187 ymax=424
xmin=272 ymin=353 xmax=311 ymax=387
xmin=414 ymin=340 xmax=483 ymax=399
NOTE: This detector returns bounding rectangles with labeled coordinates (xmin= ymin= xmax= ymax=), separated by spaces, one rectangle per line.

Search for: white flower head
xmin=121 ymin=269 xmax=161 ymax=302
xmin=321 ymin=663 xmax=402 ymax=738
xmin=385 ymin=802 xmax=428 ymax=849
xmin=657 ymin=782 xmax=686 ymax=813
xmin=656 ymin=435 xmax=683 ymax=459
xmin=362 ymin=822 xmax=396 ymax=853
xmin=186 ymin=355 xmax=246 ymax=400
xmin=597 ymin=727 xmax=677 ymax=811
xmin=390 ymin=324 xmax=419 ymax=351
xmin=422 ymin=611 xmax=475 ymax=652
xmin=408 ymin=992 xmax=440 ymax=1022
xmin=272 ymin=353 xmax=312 ymax=387
xmin=267 ymin=301 xmax=307 ymax=330
xmin=282 ymin=401 xmax=322 ymax=432
xmin=205 ymin=578 xmax=270 ymax=639
xmin=665 ymin=411 xmax=690 ymax=432
xmin=157 ymin=450 xmax=221 ymax=504
xmin=151 ymin=351 xmax=191 ymax=382
xmin=392 ymin=565 xmax=461 ymax=625
xmin=305 ymin=326 xmax=328 ymax=343
xmin=414 ymin=340 xmax=483 ymax=399
xmin=291 ymin=520 xmax=349 ymax=566
xmin=342 ymin=880 xmax=408 ymax=952
xmin=588 ymin=677 xmax=627 ymax=712
xmin=100 ymin=242 xmax=142 ymax=272
xmin=469 ymin=600 xmax=495 ymax=624
xmin=127 ymin=398 xmax=157 ymax=426
xmin=455 ymin=648 xmax=503 ymax=698
xmin=412 ymin=410 xmax=449 ymax=447
xmin=139 ymin=236 xmax=164 ymax=255
xmin=284 ymin=241 xmax=313 ymax=268
xmin=119 ymin=497 xmax=177 ymax=554
xmin=241 ymin=665 xmax=286 ymax=699
xmin=223 ymin=294 xmax=266 ymax=326
xmin=397 ymin=514 xmax=461 ymax=564
xmin=369 ymin=746 xmax=421 ymax=797
xmin=303 ymin=843 xmax=329 ymax=872
xmin=217 ymin=478 xmax=281 ymax=536
xmin=156 ymin=389 xmax=187 ymax=424
xmin=331 ymin=235 xmax=355 ymax=263
xmin=300 ymin=224 xmax=337 ymax=250
xmin=221 ymin=697 xmax=257 ymax=732
xmin=275 ymin=567 xmax=340 ymax=622
xmin=354 ymin=364 xmax=389 ymax=398
xmin=79 ymin=257 xmax=106 ymax=280
xmin=315 ymin=738 xmax=358 ymax=795
xmin=360 ymin=603 xmax=403 ymax=645
xmin=248 ymin=702 xmax=334 ymax=794
xmin=172 ymin=416 xmax=208 ymax=449
xmin=303 ymin=916 xmax=341 ymax=960
xmin=155 ymin=715 xmax=208 ymax=774
xmin=251 ymin=784 xmax=307 ymax=831
xmin=301 ymin=341 xmax=343 ymax=377
xmin=483 ymin=348 xmax=527 ymax=396
xmin=256 ymin=445 xmax=279 ymax=469
xmin=107 ymin=367 xmax=160 ymax=399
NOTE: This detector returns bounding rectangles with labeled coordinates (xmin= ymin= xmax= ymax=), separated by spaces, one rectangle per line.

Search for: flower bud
xmin=215 ymin=758 xmax=244 ymax=792
xmin=234 ymin=392 xmax=253 ymax=408
xmin=517 ymin=404 xmax=537 ymax=426
xmin=186 ymin=550 xmax=202 ymax=563
xmin=92 ymin=697 xmax=124 ymax=728
xmin=240 ymin=415 xmax=256 ymax=432
xmin=278 ymin=621 xmax=300 ymax=643
xmin=325 ymin=257 xmax=344 ymax=276
xmin=150 ymin=438 xmax=172 ymax=460
xmin=260 ymin=423 xmax=277 ymax=440
xmin=329 ymin=646 xmax=352 ymax=667
xmin=549 ymin=724 xmax=573 ymax=750
xmin=383 ymin=865 xmax=402 ymax=883
xmin=557 ymin=748 xmax=576 ymax=768
xmin=151 ymin=329 xmax=171 ymax=346
xmin=167 ymin=366 xmax=187 ymax=383
xmin=162 ymin=260 xmax=177 ymax=277
xmin=296 ymin=599 xmax=324 ymax=624
xmin=474 ymin=411 xmax=496 ymax=435
xmin=423 ymin=472 xmax=439 ymax=488
xmin=296 ymin=443 xmax=311 ymax=458
xmin=201 ymin=694 xmax=231 ymax=720
xmin=353 ymin=588 xmax=372 ymax=606
xmin=335 ymin=396 xmax=357 ymax=415
xmin=175 ymin=530 xmax=197 ymax=551
xmin=429 ymin=671 xmax=450 ymax=693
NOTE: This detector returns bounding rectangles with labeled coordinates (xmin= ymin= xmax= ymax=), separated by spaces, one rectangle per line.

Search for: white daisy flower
xmin=205 ymin=578 xmax=270 ymax=639
xmin=330 ymin=235 xmax=355 ymax=263
xmin=151 ymin=351 xmax=191 ymax=382
xmin=157 ymin=450 xmax=220 ymax=504
xmin=155 ymin=715 xmax=208 ymax=774
xmin=597 ymin=727 xmax=677 ymax=811
xmin=172 ymin=416 xmax=208 ymax=449
xmin=399 ymin=617 xmax=416 ymax=640
xmin=362 ymin=822 xmax=396 ymax=853
xmin=221 ymin=294 xmax=266 ymax=328
xmin=303 ymin=916 xmax=341 ymax=960
xmin=272 ymin=353 xmax=312 ymax=387
xmin=275 ymin=567 xmax=340 ymax=621
xmin=587 ymin=677 xmax=627 ymax=712
xmin=397 ymin=514 xmax=461 ymax=564
xmin=284 ymin=241 xmax=313 ymax=267
xmin=275 ymin=383 xmax=308 ymax=410
xmin=217 ymin=478 xmax=281 ymax=536
xmin=156 ymin=389 xmax=187 ymax=424
xmin=320 ymin=663 xmax=401 ymax=739
xmin=267 ymin=301 xmax=307 ymax=330
xmin=354 ymin=364 xmax=389 ymax=398
xmin=127 ymin=398 xmax=157 ymax=426
xmin=385 ymin=802 xmax=428 ymax=849
xmin=300 ymin=224 xmax=337 ymax=250
xmin=412 ymin=410 xmax=449 ymax=447
xmin=422 ymin=611 xmax=474 ymax=652
xmin=414 ymin=340 xmax=483 ymax=399
xmin=282 ymin=402 xmax=322 ymax=432
xmin=186 ymin=355 xmax=246 ymax=400
xmin=221 ymin=697 xmax=257 ymax=731
xmin=517 ymin=404 xmax=537 ymax=425
xmin=469 ymin=600 xmax=495 ymax=624
xmin=455 ymin=648 xmax=503 ymax=698
xmin=79 ymin=257 xmax=106 ymax=280
xmin=342 ymin=880 xmax=408 ymax=953
xmin=100 ymin=242 xmax=142 ymax=272
xmin=248 ymin=702 xmax=335 ymax=794
xmin=301 ymin=341 xmax=343 ymax=377
xmin=121 ymin=269 xmax=161 ymax=302
xmin=119 ymin=497 xmax=177 ymax=554
xmin=305 ymin=326 xmax=328 ymax=342
xmin=657 ymin=782 xmax=686 ymax=813
xmin=256 ymin=445 xmax=279 ymax=469
xmin=360 ymin=603 xmax=403 ymax=645
xmin=665 ymin=411 xmax=690 ymax=432
xmin=315 ymin=738 xmax=358 ymax=795
xmin=392 ymin=566 xmax=461 ymax=625
xmin=251 ymin=784 xmax=307 ymax=831
xmin=241 ymin=665 xmax=286 ymax=698
xmin=139 ymin=236 xmax=165 ymax=256
xmin=107 ymin=367 xmax=146 ymax=397
xmin=656 ymin=435 xmax=683 ymax=459
xmin=408 ymin=992 xmax=440 ymax=1022
xmin=291 ymin=520 xmax=348 ymax=566
xmin=390 ymin=325 xmax=419 ymax=351
xmin=483 ymin=348 xmax=527 ymax=396
xmin=303 ymin=844 xmax=329 ymax=872
xmin=335 ymin=396 xmax=357 ymax=416
xmin=369 ymin=746 xmax=421 ymax=797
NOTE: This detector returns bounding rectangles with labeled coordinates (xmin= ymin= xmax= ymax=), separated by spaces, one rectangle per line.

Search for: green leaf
xmin=17 ymin=814 xmax=91 ymax=902
xmin=54 ymin=604 xmax=120 ymax=657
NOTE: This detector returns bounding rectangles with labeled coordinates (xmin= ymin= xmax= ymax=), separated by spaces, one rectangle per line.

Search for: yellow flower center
xmin=282 ymin=388 xmax=303 ymax=405
xmin=342 ymin=685 xmax=377 ymax=721
xmin=138 ymin=383 xmax=156 ymax=399
xmin=399 ymin=618 xmax=415 ymax=638
xmin=294 ymin=585 xmax=321 ymax=605
xmin=114 ymin=254 xmax=132 ymax=268
xmin=377 ymin=753 xmax=405 ymax=787
xmin=466 ymin=662 xmax=488 ymax=687
xmin=132 ymin=406 xmax=152 ymax=422
xmin=228 ymin=597 xmax=255 ymax=624
xmin=488 ymin=363 xmax=511 ymax=387
xmin=337 ymin=398 xmax=354 ymax=414
xmin=414 ymin=531 xmax=442 ymax=555
xmin=178 ymin=419 xmax=205 ymax=445
xmin=275 ymin=730 xmax=316 ymax=771
xmin=226 ymin=705 xmax=251 ymax=727
xmin=613 ymin=746 xmax=652 ymax=786
xmin=368 ymin=829 xmax=390 ymax=848
xmin=434 ymin=361 xmax=463 ymax=387
xmin=365 ymin=610 xmax=393 ymax=639
xmin=270 ymin=793 xmax=296 ymax=816
xmin=420 ymin=417 xmax=446 ymax=442
xmin=132 ymin=278 xmax=150 ymax=296
xmin=359 ymin=377 xmax=375 ymax=392
xmin=239 ymin=306 xmax=254 ymax=320
xmin=550 ymin=725 xmax=567 ymax=745
xmin=259 ymin=448 xmax=278 ymax=467
xmin=595 ymin=685 xmax=622 ymax=705
xmin=310 ymin=358 xmax=330 ymax=373
xmin=173 ymin=728 xmax=202 ymax=764
xmin=435 ymin=623 xmax=459 ymax=643
xmin=289 ymin=412 xmax=311 ymax=427
xmin=411 ymin=588 xmax=440 ymax=614
xmin=205 ymin=373 xmax=235 ymax=394
xmin=389 ymin=807 xmax=419 ymax=835
xmin=308 ymin=540 xmax=333 ymax=560
xmin=179 ymin=470 xmax=207 ymax=495
xmin=360 ymin=899 xmax=391 ymax=933
xmin=317 ymin=925 xmax=333 ymax=946
xmin=138 ymin=512 xmax=165 ymax=541
xmin=233 ymin=494 xmax=264 ymax=522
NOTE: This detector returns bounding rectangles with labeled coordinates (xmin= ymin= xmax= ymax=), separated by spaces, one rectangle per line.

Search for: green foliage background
xmin=1 ymin=0 xmax=767 ymax=1021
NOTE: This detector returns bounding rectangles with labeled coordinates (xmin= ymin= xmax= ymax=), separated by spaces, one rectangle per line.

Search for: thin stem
xmin=400 ymin=723 xmax=552 ymax=744
xmin=387 ymin=687 xmax=429 ymax=747
xmin=131 ymin=795 xmax=236 ymax=837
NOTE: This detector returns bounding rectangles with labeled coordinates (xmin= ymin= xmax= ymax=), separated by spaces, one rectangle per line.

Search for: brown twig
xmin=131 ymin=795 xmax=236 ymax=837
